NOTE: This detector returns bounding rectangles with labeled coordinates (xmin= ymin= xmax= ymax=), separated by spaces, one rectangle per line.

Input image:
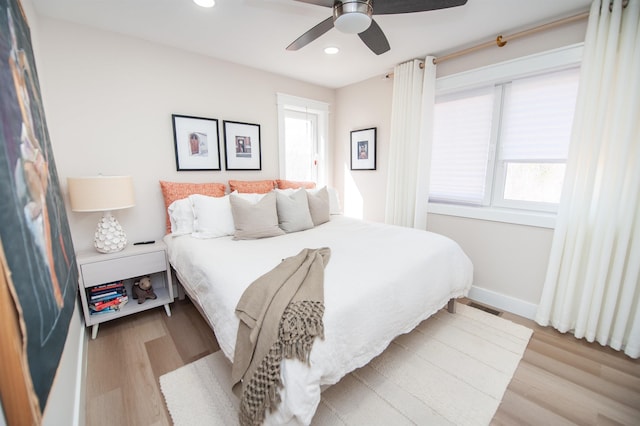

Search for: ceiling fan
xmin=286 ymin=0 xmax=468 ymax=55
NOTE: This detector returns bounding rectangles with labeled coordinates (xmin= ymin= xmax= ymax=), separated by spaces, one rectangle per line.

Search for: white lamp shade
xmin=68 ymin=176 xmax=135 ymax=253
xmin=67 ymin=176 xmax=135 ymax=212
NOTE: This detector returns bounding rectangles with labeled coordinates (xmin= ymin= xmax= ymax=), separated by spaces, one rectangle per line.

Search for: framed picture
xmin=172 ymin=114 xmax=221 ymax=171
xmin=223 ymin=120 xmax=262 ymax=170
xmin=350 ymin=127 xmax=377 ymax=170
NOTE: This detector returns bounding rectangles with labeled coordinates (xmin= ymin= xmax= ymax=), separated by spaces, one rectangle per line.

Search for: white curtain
xmin=385 ymin=59 xmax=425 ymax=227
xmin=536 ymin=0 xmax=640 ymax=358
xmin=414 ymin=57 xmax=437 ymax=230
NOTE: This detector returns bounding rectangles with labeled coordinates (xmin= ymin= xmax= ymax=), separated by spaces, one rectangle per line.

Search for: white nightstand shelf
xmin=76 ymin=242 xmax=174 ymax=339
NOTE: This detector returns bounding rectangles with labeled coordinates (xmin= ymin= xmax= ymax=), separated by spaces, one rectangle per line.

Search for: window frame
xmin=282 ymin=108 xmax=319 ymax=182
xmin=491 ymin=159 xmax=568 ymax=212
xmin=428 ymin=44 xmax=583 ymax=228
xmin=276 ymin=93 xmax=330 ymax=186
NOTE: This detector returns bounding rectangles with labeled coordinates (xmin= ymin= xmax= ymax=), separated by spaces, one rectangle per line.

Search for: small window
xmin=277 ymin=93 xmax=329 ymax=185
xmin=283 ymin=109 xmax=318 ymax=182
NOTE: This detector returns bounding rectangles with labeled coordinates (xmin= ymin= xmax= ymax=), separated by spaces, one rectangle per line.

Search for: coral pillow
xmin=228 ymin=179 xmax=276 ymax=194
xmin=160 ymin=181 xmax=226 ymax=233
xmin=276 ymin=179 xmax=316 ymax=190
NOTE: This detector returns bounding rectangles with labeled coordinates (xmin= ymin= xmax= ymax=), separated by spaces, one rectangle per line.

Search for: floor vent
xmin=468 ymin=302 xmax=503 ymax=316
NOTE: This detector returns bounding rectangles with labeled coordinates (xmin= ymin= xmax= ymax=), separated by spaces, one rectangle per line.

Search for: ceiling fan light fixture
xmin=324 ymin=46 xmax=340 ymax=54
xmin=193 ymin=0 xmax=215 ymax=8
xmin=333 ymin=1 xmax=372 ymax=34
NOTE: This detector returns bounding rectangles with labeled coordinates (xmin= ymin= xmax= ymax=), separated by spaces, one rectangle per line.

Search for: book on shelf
xmin=90 ymin=307 xmax=119 ymax=315
xmin=90 ymin=287 xmax=126 ymax=301
xmin=89 ymin=296 xmax=128 ymax=314
xmin=89 ymin=280 xmax=125 ymax=295
xmin=89 ymin=303 xmax=128 ymax=314
xmin=88 ymin=282 xmax=129 ymax=314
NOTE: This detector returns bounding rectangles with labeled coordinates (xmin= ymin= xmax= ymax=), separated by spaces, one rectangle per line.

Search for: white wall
xmin=334 ymin=76 xmax=393 ymax=221
xmin=334 ymin=19 xmax=588 ymax=317
xmin=37 ymin=17 xmax=336 ymax=252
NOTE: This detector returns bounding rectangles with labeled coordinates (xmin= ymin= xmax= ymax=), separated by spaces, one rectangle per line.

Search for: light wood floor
xmin=85 ymin=299 xmax=640 ymax=425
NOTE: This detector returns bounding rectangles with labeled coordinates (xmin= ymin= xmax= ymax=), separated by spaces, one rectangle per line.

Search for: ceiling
xmin=31 ymin=0 xmax=592 ymax=89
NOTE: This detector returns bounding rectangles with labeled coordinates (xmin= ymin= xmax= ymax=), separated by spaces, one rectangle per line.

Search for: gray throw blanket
xmin=231 ymin=247 xmax=331 ymax=426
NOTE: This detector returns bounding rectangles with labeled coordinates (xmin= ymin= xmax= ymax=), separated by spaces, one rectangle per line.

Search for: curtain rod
xmin=434 ymin=10 xmax=589 ymax=65
xmin=383 ymin=9 xmax=589 ymax=79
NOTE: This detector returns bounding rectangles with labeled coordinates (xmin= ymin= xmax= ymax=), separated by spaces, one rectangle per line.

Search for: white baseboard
xmin=468 ymin=285 xmax=538 ymax=320
xmin=74 ymin=318 xmax=88 ymax=426
xmin=42 ymin=303 xmax=87 ymax=426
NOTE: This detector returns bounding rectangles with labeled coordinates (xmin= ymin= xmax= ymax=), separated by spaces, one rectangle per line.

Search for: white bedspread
xmin=164 ymin=216 xmax=473 ymax=425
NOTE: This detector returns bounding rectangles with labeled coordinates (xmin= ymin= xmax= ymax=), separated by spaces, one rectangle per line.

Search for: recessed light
xmin=324 ymin=46 xmax=340 ymax=55
xmin=193 ymin=0 xmax=215 ymax=8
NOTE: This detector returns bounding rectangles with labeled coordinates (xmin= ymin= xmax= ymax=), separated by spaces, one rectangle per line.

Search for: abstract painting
xmin=0 ymin=0 xmax=78 ymax=420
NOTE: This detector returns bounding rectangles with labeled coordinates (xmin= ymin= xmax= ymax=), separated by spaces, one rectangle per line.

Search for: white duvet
xmin=164 ymin=216 xmax=473 ymax=425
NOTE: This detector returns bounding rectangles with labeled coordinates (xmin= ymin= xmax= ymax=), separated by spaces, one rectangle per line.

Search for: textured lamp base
xmin=94 ymin=212 xmax=127 ymax=253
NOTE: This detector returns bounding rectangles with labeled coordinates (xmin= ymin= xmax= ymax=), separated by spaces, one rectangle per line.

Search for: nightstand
xmin=76 ymin=242 xmax=174 ymax=339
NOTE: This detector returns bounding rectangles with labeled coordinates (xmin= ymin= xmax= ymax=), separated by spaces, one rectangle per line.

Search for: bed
xmin=163 ymin=195 xmax=473 ymax=425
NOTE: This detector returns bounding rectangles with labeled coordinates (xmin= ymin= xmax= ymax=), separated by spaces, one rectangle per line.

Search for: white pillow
xmin=229 ymin=191 xmax=285 ymax=240
xmin=168 ymin=198 xmax=195 ymax=235
xmin=233 ymin=192 xmax=268 ymax=204
xmin=275 ymin=189 xmax=314 ymax=233
xmin=275 ymin=188 xmax=295 ymax=195
xmin=305 ymin=187 xmax=330 ymax=226
xmin=189 ymin=193 xmax=235 ymax=238
xmin=307 ymin=186 xmax=342 ymax=215
xmin=327 ymin=187 xmax=342 ymax=215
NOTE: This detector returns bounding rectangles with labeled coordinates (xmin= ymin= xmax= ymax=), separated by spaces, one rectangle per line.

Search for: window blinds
xmin=430 ymin=87 xmax=495 ymax=205
xmin=500 ymin=67 xmax=580 ymax=161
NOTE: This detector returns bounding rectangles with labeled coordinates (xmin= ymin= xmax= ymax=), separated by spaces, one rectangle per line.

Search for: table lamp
xmin=67 ymin=175 xmax=135 ymax=253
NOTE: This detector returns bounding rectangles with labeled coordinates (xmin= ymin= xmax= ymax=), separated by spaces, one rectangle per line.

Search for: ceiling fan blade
xmin=358 ymin=19 xmax=390 ymax=55
xmin=373 ymin=0 xmax=468 ymax=15
xmin=292 ymin=0 xmax=334 ymax=7
xmin=286 ymin=16 xmax=335 ymax=51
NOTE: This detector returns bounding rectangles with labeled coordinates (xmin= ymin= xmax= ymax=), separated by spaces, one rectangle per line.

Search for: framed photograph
xmin=223 ymin=120 xmax=261 ymax=170
xmin=172 ymin=114 xmax=221 ymax=171
xmin=350 ymin=127 xmax=377 ymax=170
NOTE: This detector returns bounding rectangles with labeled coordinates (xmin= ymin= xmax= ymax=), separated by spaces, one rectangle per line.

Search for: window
xmin=429 ymin=45 xmax=582 ymax=225
xmin=283 ymin=109 xmax=318 ymax=181
xmin=277 ymin=93 xmax=329 ymax=185
xmin=496 ymin=68 xmax=579 ymax=209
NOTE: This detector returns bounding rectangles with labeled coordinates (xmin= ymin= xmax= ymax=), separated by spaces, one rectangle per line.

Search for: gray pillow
xmin=229 ymin=191 xmax=285 ymax=240
xmin=307 ymin=186 xmax=330 ymax=226
xmin=276 ymin=189 xmax=314 ymax=233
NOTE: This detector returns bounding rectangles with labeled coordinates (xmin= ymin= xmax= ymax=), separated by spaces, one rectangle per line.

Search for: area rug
xmin=160 ymin=303 xmax=532 ymax=425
